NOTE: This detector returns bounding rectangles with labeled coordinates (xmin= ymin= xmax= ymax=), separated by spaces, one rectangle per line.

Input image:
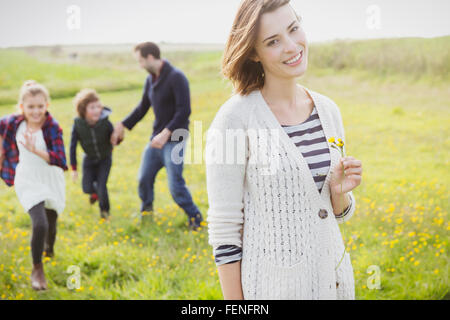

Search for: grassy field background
xmin=0 ymin=37 xmax=448 ymax=299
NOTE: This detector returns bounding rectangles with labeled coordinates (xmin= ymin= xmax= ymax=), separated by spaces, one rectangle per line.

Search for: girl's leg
xmin=28 ymin=201 xmax=48 ymax=264
xmin=28 ymin=201 xmax=48 ymax=290
xmin=44 ymin=209 xmax=57 ymax=257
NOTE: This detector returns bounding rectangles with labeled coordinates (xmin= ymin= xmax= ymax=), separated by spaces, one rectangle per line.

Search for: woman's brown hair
xmin=222 ymin=0 xmax=300 ymax=95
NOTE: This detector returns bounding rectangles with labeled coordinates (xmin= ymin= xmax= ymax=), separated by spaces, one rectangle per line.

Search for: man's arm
xmin=165 ymin=72 xmax=191 ymax=132
xmin=122 ymin=77 xmax=152 ymax=131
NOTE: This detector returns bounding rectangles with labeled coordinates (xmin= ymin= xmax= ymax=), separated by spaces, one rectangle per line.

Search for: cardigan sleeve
xmin=206 ymin=101 xmax=248 ymax=249
xmin=331 ymin=100 xmax=356 ymax=224
xmin=214 ymin=245 xmax=242 ymax=266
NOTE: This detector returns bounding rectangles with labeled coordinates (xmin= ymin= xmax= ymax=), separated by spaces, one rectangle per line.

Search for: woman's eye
xmin=268 ymin=39 xmax=278 ymax=46
xmin=291 ymin=26 xmax=299 ymax=32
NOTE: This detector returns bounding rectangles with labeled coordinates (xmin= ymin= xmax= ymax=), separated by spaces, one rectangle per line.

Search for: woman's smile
xmin=283 ymin=49 xmax=303 ymax=66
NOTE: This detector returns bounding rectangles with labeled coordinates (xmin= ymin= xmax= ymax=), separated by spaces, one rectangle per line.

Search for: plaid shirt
xmin=0 ymin=112 xmax=68 ymax=187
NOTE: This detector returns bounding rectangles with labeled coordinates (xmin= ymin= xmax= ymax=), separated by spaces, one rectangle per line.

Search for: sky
xmin=0 ymin=0 xmax=449 ymax=48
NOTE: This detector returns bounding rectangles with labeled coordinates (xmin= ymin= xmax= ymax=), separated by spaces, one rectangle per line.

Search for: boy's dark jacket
xmin=70 ymin=106 xmax=114 ymax=171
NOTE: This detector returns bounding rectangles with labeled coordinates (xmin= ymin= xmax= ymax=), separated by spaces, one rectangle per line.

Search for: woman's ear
xmin=249 ymin=52 xmax=261 ymax=63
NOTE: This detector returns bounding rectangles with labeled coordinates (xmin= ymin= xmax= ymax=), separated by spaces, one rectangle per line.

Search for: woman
xmin=206 ymin=0 xmax=363 ymax=300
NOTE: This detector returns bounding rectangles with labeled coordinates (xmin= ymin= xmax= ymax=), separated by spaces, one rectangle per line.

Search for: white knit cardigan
xmin=205 ymin=85 xmax=356 ymax=300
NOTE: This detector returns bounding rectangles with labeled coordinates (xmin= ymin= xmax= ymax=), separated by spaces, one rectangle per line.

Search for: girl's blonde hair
xmin=222 ymin=0 xmax=300 ymax=95
xmin=17 ymin=80 xmax=50 ymax=113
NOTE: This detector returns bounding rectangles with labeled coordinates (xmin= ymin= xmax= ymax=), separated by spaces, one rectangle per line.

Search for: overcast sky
xmin=1 ymin=0 xmax=449 ymax=48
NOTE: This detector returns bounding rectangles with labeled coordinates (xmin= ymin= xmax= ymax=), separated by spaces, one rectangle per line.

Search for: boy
xmin=70 ymin=89 xmax=117 ymax=219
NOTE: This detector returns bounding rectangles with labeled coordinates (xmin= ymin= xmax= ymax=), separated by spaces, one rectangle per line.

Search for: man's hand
xmin=71 ymin=170 xmax=78 ymax=183
xmin=150 ymin=128 xmax=172 ymax=149
xmin=111 ymin=122 xmax=125 ymax=146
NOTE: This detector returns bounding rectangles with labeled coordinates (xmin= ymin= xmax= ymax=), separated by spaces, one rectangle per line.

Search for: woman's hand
xmin=330 ymin=156 xmax=363 ymax=195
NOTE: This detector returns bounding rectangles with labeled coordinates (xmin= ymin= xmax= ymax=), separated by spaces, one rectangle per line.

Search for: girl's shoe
xmin=31 ymin=262 xmax=48 ymax=291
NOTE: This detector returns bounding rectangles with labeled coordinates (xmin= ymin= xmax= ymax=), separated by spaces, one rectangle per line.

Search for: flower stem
xmin=335 ymin=149 xmax=346 ymax=271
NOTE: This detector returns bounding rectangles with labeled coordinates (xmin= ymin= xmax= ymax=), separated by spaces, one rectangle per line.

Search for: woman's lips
xmin=283 ymin=50 xmax=303 ymax=66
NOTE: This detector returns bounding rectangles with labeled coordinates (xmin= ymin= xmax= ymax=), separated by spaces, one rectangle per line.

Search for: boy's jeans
xmin=138 ymin=139 xmax=201 ymax=218
xmin=82 ymin=154 xmax=112 ymax=212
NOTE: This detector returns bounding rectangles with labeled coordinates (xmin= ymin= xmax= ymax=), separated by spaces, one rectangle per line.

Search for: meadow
xmin=0 ymin=37 xmax=448 ymax=299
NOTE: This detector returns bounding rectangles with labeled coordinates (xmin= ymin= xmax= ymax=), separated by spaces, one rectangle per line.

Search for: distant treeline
xmin=0 ymin=36 xmax=448 ymax=106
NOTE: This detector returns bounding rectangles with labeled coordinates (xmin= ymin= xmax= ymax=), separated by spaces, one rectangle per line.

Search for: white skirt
xmin=14 ymin=162 xmax=66 ymax=214
xmin=14 ymin=121 xmax=66 ymax=214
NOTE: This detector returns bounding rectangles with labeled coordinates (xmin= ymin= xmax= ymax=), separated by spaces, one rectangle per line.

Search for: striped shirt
xmin=214 ymin=104 xmax=353 ymax=266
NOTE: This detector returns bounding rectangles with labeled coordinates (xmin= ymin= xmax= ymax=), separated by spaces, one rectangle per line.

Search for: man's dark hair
xmin=134 ymin=42 xmax=161 ymax=59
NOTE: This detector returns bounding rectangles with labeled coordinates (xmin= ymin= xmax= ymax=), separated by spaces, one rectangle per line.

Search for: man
xmin=111 ymin=42 xmax=203 ymax=230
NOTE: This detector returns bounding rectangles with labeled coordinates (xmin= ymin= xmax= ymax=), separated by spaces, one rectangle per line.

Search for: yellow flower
xmin=328 ymin=137 xmax=335 ymax=143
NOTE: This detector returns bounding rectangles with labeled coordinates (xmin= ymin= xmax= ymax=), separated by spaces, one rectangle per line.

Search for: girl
xmin=0 ymin=80 xmax=67 ymax=291
xmin=206 ymin=0 xmax=363 ymax=300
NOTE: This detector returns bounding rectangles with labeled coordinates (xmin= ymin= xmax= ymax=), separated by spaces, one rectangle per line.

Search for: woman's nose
xmin=284 ymin=36 xmax=298 ymax=53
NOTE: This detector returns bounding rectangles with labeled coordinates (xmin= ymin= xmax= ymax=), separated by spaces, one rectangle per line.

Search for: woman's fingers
xmin=344 ymin=167 xmax=362 ymax=175
xmin=342 ymin=158 xmax=362 ymax=170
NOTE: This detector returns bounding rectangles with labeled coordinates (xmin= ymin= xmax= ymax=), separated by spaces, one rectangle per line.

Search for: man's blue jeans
xmin=137 ymin=139 xmax=200 ymax=218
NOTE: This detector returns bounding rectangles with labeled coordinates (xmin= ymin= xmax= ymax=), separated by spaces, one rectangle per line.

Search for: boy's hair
xmin=17 ymin=80 xmax=50 ymax=113
xmin=134 ymin=42 xmax=161 ymax=59
xmin=73 ymin=88 xmax=100 ymax=118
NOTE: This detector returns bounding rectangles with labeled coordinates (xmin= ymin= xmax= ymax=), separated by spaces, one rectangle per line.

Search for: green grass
xmin=0 ymin=38 xmax=449 ymax=299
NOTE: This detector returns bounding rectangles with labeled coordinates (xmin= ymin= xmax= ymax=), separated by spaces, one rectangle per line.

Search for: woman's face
xmin=85 ymin=100 xmax=103 ymax=123
xmin=253 ymin=4 xmax=308 ymax=81
xmin=20 ymin=93 xmax=48 ymax=126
